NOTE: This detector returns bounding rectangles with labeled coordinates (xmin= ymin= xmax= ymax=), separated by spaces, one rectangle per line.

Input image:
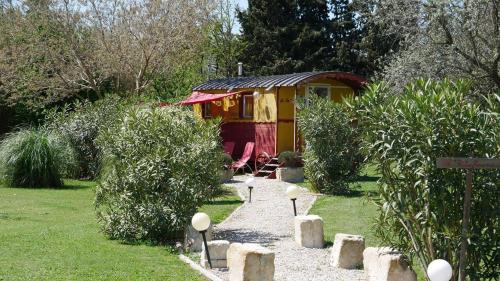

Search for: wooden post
xmin=436 ymin=157 xmax=500 ymax=281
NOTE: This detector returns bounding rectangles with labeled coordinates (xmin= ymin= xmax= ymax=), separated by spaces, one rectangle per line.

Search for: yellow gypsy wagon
xmin=179 ymin=71 xmax=366 ymax=176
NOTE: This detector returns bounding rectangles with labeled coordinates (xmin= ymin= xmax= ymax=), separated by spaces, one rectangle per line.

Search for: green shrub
xmin=45 ymin=96 xmax=130 ymax=179
xmin=297 ymin=96 xmax=363 ymax=194
xmin=0 ymin=128 xmax=77 ymax=187
xmin=95 ymin=106 xmax=223 ymax=243
xmin=356 ymin=79 xmax=499 ymax=280
xmin=222 ymin=153 xmax=233 ymax=170
xmin=277 ymin=151 xmax=302 ymax=168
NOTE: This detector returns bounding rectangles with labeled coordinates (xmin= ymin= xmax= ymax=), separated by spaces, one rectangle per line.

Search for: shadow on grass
xmin=357 ymin=175 xmax=381 ymax=182
xmin=204 ymin=199 xmax=243 ymax=206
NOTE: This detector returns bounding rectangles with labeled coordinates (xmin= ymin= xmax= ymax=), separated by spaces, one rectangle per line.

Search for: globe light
xmin=286 ymin=185 xmax=300 ymax=199
xmin=427 ymin=259 xmax=453 ymax=281
xmin=245 ymin=177 xmax=255 ymax=203
xmin=253 ymin=90 xmax=261 ymax=99
xmin=245 ymin=177 xmax=255 ymax=186
xmin=191 ymin=212 xmax=211 ymax=232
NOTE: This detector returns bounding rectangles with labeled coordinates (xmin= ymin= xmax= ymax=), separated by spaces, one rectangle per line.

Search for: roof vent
xmin=237 ymin=62 xmax=243 ymax=77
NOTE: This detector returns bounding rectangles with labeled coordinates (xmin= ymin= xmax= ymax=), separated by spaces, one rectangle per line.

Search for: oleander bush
xmin=0 ymin=128 xmax=77 ymax=187
xmin=46 ymin=96 xmax=130 ymax=179
xmin=298 ymin=96 xmax=363 ymax=194
xmin=355 ymin=79 xmax=499 ymax=280
xmin=95 ymin=105 xmax=222 ymax=243
xmin=222 ymin=153 xmax=233 ymax=170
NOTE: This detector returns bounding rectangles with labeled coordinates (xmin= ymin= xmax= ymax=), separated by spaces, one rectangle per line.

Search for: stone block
xmin=330 ymin=233 xmax=365 ymax=269
xmin=363 ymin=247 xmax=417 ymax=281
xmin=276 ymin=167 xmax=304 ymax=183
xmin=227 ymin=243 xmax=275 ymax=281
xmin=294 ymin=215 xmax=324 ymax=248
xmin=184 ymin=223 xmax=213 ymax=252
xmin=201 ymin=240 xmax=230 ymax=268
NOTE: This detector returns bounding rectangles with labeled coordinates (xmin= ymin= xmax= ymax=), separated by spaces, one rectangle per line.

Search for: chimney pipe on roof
xmin=237 ymin=62 xmax=243 ymax=77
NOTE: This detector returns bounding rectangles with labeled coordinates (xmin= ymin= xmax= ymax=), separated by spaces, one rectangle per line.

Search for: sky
xmin=232 ymin=0 xmax=248 ymax=33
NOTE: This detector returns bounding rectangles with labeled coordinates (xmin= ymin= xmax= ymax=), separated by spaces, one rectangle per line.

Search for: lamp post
xmin=192 ymin=212 xmax=212 ymax=268
xmin=245 ymin=177 xmax=255 ymax=203
xmin=427 ymin=259 xmax=452 ymax=281
xmin=286 ymin=185 xmax=300 ymax=216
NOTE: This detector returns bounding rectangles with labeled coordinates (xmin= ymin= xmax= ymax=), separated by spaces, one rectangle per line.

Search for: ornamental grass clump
xmin=46 ymin=96 xmax=130 ymax=179
xmin=0 ymin=128 xmax=77 ymax=188
xmin=356 ymin=79 xmax=499 ymax=280
xmin=95 ymin=106 xmax=222 ymax=244
xmin=298 ymin=96 xmax=363 ymax=194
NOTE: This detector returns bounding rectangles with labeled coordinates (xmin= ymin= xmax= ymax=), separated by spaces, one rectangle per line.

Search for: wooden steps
xmin=255 ymin=157 xmax=281 ymax=179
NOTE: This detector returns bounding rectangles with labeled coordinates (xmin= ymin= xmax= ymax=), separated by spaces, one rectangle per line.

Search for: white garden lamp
xmin=245 ymin=177 xmax=255 ymax=203
xmin=286 ymin=185 xmax=300 ymax=216
xmin=192 ymin=212 xmax=212 ymax=268
xmin=427 ymin=259 xmax=453 ymax=281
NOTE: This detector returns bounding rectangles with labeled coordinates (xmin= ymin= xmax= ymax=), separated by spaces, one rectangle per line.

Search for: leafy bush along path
xmin=0 ymin=180 xmax=204 ymax=281
xmin=211 ymin=176 xmax=365 ymax=281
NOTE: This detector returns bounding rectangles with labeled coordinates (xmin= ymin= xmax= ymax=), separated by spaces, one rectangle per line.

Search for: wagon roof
xmin=192 ymin=71 xmax=367 ymax=91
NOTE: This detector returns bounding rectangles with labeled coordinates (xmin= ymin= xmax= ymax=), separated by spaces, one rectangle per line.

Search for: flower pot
xmin=219 ymin=168 xmax=234 ymax=183
xmin=276 ymin=167 xmax=304 ymax=183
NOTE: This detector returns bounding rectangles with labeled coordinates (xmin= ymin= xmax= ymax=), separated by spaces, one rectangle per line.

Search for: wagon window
xmin=308 ymin=85 xmax=330 ymax=99
xmin=202 ymin=102 xmax=212 ymax=118
xmin=240 ymin=94 xmax=254 ymax=119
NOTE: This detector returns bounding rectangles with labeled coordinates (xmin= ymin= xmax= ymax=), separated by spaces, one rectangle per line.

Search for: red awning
xmin=178 ymin=91 xmax=239 ymax=105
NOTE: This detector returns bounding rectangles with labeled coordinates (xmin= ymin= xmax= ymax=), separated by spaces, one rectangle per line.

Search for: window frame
xmin=202 ymin=102 xmax=212 ymax=118
xmin=240 ymin=94 xmax=254 ymax=119
xmin=306 ymin=83 xmax=331 ymax=100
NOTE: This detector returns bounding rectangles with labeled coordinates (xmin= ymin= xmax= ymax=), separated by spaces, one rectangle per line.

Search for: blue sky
xmin=232 ymin=0 xmax=248 ymax=33
xmin=235 ymin=0 xmax=248 ymax=10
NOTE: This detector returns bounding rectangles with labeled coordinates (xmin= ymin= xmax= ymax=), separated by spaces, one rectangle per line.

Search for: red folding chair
xmin=232 ymin=142 xmax=255 ymax=174
xmin=223 ymin=141 xmax=235 ymax=157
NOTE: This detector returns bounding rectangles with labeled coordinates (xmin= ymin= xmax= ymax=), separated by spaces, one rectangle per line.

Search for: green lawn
xmin=299 ymin=165 xmax=380 ymax=246
xmin=199 ymin=185 xmax=243 ymax=224
xmin=300 ymin=166 xmax=426 ymax=280
xmin=0 ymin=180 xmax=240 ymax=281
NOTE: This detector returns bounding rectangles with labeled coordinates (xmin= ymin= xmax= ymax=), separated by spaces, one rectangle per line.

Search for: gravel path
xmin=209 ymin=175 xmax=365 ymax=281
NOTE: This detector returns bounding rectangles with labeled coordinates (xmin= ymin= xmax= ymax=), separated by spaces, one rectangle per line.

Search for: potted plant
xmin=219 ymin=153 xmax=234 ymax=183
xmin=276 ymin=151 xmax=304 ymax=183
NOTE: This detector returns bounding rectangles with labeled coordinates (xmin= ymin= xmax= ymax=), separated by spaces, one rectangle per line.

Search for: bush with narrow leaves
xmin=0 ymin=128 xmax=77 ymax=187
xmin=297 ymin=96 xmax=363 ymax=194
xmin=45 ymin=96 xmax=130 ymax=179
xmin=95 ymin=106 xmax=222 ymax=243
xmin=355 ymin=79 xmax=499 ymax=280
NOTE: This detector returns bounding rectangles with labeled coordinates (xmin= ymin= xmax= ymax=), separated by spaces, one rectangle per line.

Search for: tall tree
xmin=293 ymin=0 xmax=331 ymax=72
xmin=328 ymin=0 xmax=357 ymax=72
xmin=206 ymin=0 xmax=245 ymax=78
xmin=373 ymin=0 xmax=500 ymax=91
xmin=237 ymin=0 xmax=298 ymax=75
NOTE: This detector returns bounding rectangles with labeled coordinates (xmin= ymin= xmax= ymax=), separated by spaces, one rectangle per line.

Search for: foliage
xmin=297 ymin=96 xmax=364 ymax=194
xmin=204 ymin=0 xmax=245 ymax=78
xmin=237 ymin=0 xmax=298 ymax=75
xmin=277 ymin=151 xmax=303 ymax=168
xmin=355 ymin=79 xmax=499 ymax=280
xmin=95 ymin=106 xmax=223 ymax=243
xmin=372 ymin=0 xmax=500 ymax=92
xmin=0 ymin=0 xmax=214 ymax=110
xmin=222 ymin=153 xmax=233 ymax=169
xmin=236 ymin=0 xmax=395 ymax=76
xmin=0 ymin=128 xmax=77 ymax=188
xmin=45 ymin=95 xmax=130 ymax=179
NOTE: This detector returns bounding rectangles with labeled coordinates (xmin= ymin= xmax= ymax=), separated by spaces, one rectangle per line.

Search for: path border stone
xmin=179 ymin=254 xmax=223 ymax=281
